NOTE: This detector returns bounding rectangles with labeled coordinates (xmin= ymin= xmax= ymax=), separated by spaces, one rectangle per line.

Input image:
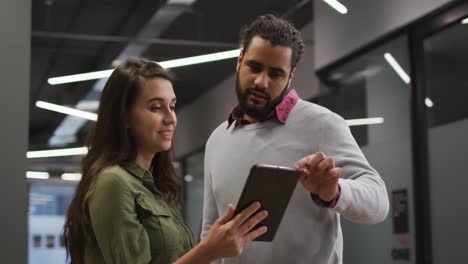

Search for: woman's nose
xmin=163 ymin=109 xmax=177 ymax=125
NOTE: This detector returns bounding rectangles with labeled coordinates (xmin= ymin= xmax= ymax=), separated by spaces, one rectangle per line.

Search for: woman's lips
xmin=159 ymin=130 xmax=173 ymax=139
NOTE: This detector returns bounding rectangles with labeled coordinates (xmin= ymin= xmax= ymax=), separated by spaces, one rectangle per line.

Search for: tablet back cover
xmin=234 ymin=164 xmax=299 ymax=242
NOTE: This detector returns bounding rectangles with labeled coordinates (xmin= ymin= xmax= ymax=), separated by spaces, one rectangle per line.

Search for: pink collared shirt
xmin=227 ymin=89 xmax=299 ymax=128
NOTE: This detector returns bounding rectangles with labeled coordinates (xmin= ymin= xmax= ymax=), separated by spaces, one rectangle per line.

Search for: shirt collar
xmin=227 ymin=89 xmax=299 ymax=128
xmin=121 ymin=162 xmax=160 ymax=194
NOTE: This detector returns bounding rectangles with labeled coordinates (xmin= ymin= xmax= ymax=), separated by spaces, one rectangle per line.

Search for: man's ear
xmin=288 ymin=67 xmax=297 ymax=87
xmin=236 ymin=50 xmax=244 ymax=72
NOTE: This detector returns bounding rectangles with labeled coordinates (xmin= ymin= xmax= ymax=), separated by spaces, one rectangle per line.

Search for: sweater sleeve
xmin=319 ymin=113 xmax=389 ymax=224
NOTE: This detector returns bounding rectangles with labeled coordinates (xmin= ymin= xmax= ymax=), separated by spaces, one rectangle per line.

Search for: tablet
xmin=233 ymin=164 xmax=300 ymax=242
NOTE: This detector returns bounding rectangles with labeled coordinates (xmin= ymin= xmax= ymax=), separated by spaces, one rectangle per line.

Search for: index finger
xmin=294 ymin=152 xmax=327 ymax=170
xmin=230 ymin=201 xmax=261 ymax=228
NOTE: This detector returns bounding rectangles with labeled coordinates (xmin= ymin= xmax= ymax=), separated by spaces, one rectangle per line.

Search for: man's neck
xmin=242 ymin=114 xmax=260 ymax=124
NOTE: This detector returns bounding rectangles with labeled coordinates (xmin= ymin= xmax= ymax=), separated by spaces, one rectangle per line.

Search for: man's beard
xmin=235 ymin=73 xmax=289 ymax=119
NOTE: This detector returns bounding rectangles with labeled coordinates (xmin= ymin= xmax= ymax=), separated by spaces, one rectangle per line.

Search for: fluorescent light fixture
xmin=48 ymin=69 xmax=114 ymax=85
xmin=26 ymin=171 xmax=50 ymax=179
xmin=462 ymin=18 xmax=468 ymax=24
xmin=27 ymin=146 xmax=88 ymax=158
xmin=384 ymin=53 xmax=411 ymax=84
xmin=48 ymin=49 xmax=241 ymax=85
xmin=346 ymin=117 xmax=384 ymax=126
xmin=159 ymin=49 xmax=240 ymax=68
xmin=36 ymin=101 xmax=98 ymax=121
xmin=167 ymin=0 xmax=196 ymax=5
xmin=322 ymin=0 xmax=348 ymax=14
xmin=425 ymin=97 xmax=434 ymax=108
xmin=61 ymin=173 xmax=82 ymax=181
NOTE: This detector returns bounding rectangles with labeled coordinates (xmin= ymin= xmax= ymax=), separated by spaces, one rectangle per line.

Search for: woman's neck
xmin=134 ymin=151 xmax=155 ymax=171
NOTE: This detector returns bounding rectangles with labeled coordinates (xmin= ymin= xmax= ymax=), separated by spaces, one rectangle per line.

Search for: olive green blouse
xmin=83 ymin=163 xmax=194 ymax=264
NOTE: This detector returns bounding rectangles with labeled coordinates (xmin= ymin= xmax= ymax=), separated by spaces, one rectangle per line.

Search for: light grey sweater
xmin=201 ymin=99 xmax=389 ymax=264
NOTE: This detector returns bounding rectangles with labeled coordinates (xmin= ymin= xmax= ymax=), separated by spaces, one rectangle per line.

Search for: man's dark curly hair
xmin=240 ymin=14 xmax=304 ymax=68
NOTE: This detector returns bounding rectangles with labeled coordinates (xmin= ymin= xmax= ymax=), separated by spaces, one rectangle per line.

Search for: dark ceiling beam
xmin=80 ymin=0 xmax=168 ymax=70
xmin=31 ymin=0 xmax=86 ymax=102
xmin=32 ymin=31 xmax=239 ymax=49
xmin=282 ymin=0 xmax=312 ymax=19
xmin=70 ymin=0 xmax=167 ymax=90
xmin=66 ymin=0 xmax=170 ymax=143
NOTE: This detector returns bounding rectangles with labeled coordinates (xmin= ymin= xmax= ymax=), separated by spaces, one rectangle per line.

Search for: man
xmin=201 ymin=14 xmax=389 ymax=264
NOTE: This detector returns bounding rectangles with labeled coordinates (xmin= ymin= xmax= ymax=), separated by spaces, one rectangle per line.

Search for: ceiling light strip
xmin=346 ymin=117 xmax=384 ymax=126
xmin=159 ymin=49 xmax=241 ymax=68
xmin=27 ymin=146 xmax=88 ymax=158
xmin=26 ymin=171 xmax=50 ymax=179
xmin=322 ymin=0 xmax=348 ymax=14
xmin=48 ymin=49 xmax=241 ymax=85
xmin=36 ymin=101 xmax=98 ymax=121
xmin=48 ymin=69 xmax=114 ymax=85
xmin=462 ymin=18 xmax=468 ymax=24
xmin=384 ymin=53 xmax=411 ymax=84
xmin=425 ymin=97 xmax=434 ymax=108
xmin=61 ymin=173 xmax=82 ymax=181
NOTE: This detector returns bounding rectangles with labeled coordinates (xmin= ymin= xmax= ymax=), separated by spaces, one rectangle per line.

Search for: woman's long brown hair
xmin=63 ymin=58 xmax=182 ymax=263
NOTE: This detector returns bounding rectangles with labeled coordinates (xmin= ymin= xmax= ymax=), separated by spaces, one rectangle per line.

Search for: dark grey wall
xmin=0 ymin=0 xmax=30 ymax=262
xmin=314 ymin=0 xmax=454 ymax=70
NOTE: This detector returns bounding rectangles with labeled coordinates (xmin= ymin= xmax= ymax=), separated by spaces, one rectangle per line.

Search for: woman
xmin=63 ymin=58 xmax=268 ymax=264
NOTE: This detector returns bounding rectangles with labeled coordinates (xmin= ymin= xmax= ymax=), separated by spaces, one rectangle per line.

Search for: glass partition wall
xmin=316 ymin=2 xmax=468 ymax=263
xmin=180 ymin=150 xmax=205 ymax=242
xmin=410 ymin=2 xmax=468 ymax=263
xmin=317 ymin=36 xmax=415 ymax=264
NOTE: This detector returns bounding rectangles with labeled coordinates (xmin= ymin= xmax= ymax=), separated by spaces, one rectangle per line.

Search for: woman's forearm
xmin=173 ymin=241 xmax=215 ymax=264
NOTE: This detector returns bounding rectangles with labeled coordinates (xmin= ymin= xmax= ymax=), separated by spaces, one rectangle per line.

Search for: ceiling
xmin=28 ymin=0 xmax=313 ymax=172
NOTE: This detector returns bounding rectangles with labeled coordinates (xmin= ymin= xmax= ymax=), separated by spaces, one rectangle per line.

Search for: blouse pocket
xmin=134 ymin=194 xmax=185 ymax=262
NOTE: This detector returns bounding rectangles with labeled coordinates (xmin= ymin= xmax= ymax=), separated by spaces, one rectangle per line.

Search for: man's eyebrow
xmin=246 ymin=59 xmax=262 ymax=66
xmin=269 ymin=67 xmax=287 ymax=74
xmin=246 ymin=59 xmax=287 ymax=74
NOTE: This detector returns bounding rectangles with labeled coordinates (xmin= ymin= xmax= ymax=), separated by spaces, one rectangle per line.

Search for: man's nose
xmin=253 ymin=71 xmax=269 ymax=90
